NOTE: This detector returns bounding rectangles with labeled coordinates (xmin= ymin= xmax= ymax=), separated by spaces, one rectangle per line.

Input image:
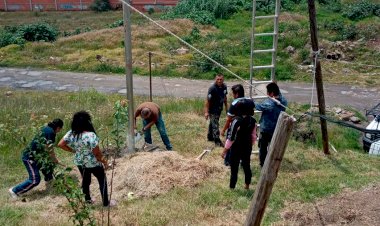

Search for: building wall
xmin=0 ymin=0 xmax=178 ymax=11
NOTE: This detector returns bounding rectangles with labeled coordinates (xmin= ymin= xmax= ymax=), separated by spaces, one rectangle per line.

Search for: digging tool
xmin=196 ymin=145 xmax=215 ymax=160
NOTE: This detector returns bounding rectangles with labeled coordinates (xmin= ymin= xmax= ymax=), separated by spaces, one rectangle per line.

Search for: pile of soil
xmin=276 ymin=183 xmax=380 ymax=225
xmin=109 ymin=151 xmax=225 ymax=199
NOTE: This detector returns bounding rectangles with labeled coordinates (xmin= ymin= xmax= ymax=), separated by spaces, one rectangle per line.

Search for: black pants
xmin=229 ymin=148 xmax=252 ymax=189
xmin=258 ymin=132 xmax=273 ymax=167
xmin=78 ymin=165 xmax=109 ymax=206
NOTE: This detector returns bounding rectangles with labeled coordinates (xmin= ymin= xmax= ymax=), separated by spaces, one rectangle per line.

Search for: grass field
xmin=0 ymin=5 xmax=379 ymax=86
xmin=1 ymin=88 xmax=380 ymax=225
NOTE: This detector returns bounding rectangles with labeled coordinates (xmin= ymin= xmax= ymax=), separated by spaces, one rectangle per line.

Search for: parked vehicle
xmin=363 ymin=103 xmax=380 ymax=152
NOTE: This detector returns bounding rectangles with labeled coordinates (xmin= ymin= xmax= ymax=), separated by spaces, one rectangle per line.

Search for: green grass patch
xmin=1 ymin=89 xmax=380 ymax=225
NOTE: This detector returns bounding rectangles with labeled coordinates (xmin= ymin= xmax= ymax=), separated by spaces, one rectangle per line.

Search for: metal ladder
xmin=249 ymin=0 xmax=281 ymax=98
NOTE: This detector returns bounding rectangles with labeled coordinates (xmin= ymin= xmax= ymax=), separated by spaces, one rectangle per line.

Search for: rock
xmin=334 ymin=108 xmax=343 ymax=114
xmin=339 ymin=112 xmax=354 ymax=121
xmin=350 ymin=116 xmax=361 ymax=124
xmin=176 ymin=47 xmax=189 ymax=55
xmin=286 ymin=46 xmax=296 ymax=54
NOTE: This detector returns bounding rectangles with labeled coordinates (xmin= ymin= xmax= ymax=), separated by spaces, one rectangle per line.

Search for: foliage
xmin=343 ymin=0 xmax=379 ymax=20
xmin=0 ymin=22 xmax=57 ymax=47
xmin=90 ymin=0 xmax=111 ymax=12
xmin=54 ymin=167 xmax=96 ymax=226
xmin=192 ymin=48 xmax=226 ymax=73
xmin=17 ymin=22 xmax=58 ymax=42
xmin=161 ymin=0 xmax=248 ymax=25
xmin=0 ymin=29 xmax=25 ymax=48
xmin=109 ymin=100 xmax=129 ymax=154
xmin=182 ymin=27 xmax=201 ymax=44
xmin=108 ymin=19 xmax=124 ymax=28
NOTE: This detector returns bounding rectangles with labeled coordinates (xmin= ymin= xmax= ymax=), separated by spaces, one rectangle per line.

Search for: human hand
xmin=221 ymin=149 xmax=227 ymax=159
xmin=204 ymin=112 xmax=209 ymax=120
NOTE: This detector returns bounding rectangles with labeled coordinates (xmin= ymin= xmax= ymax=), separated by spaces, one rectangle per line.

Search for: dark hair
xmin=267 ymin=82 xmax=280 ymax=96
xmin=231 ymin=84 xmax=245 ymax=98
xmin=71 ymin=111 xmax=96 ymax=139
xmin=48 ymin=118 xmax=63 ymax=130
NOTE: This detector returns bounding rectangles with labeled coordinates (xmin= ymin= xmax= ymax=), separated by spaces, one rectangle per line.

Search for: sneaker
xmin=9 ymin=187 xmax=18 ymax=199
xmin=244 ymin=184 xmax=250 ymax=190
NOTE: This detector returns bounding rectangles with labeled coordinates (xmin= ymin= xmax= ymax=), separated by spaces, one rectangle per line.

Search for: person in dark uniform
xmin=204 ymin=74 xmax=228 ymax=147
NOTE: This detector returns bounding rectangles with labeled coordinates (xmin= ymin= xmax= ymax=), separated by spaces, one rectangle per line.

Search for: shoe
xmin=9 ymin=187 xmax=18 ymax=199
xmin=215 ymin=139 xmax=224 ymax=147
xmin=105 ymin=199 xmax=117 ymax=207
xmin=244 ymin=184 xmax=250 ymax=190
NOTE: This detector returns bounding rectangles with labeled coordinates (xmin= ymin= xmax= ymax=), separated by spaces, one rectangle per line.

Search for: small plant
xmin=17 ymin=22 xmax=58 ymax=42
xmin=54 ymin=168 xmax=95 ymax=226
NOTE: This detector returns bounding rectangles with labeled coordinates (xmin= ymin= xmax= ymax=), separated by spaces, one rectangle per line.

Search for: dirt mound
xmin=109 ymin=151 xmax=224 ymax=199
xmin=276 ymin=183 xmax=380 ymax=225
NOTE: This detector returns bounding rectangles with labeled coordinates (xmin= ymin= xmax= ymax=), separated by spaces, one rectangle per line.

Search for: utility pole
xmin=148 ymin=52 xmax=153 ymax=102
xmin=307 ymin=0 xmax=330 ymax=154
xmin=123 ymin=0 xmax=135 ymax=153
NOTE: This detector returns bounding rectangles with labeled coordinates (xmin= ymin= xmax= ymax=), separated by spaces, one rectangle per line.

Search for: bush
xmin=90 ymin=0 xmax=111 ymax=12
xmin=161 ymin=0 xmax=247 ymax=25
xmin=0 ymin=22 xmax=57 ymax=47
xmin=0 ymin=29 xmax=25 ymax=47
xmin=341 ymin=24 xmax=358 ymax=40
xmin=17 ymin=22 xmax=58 ymax=42
xmin=343 ymin=1 xmax=376 ymax=20
xmin=192 ymin=48 xmax=226 ymax=72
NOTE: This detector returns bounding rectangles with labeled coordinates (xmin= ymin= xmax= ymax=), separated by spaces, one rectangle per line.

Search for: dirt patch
xmin=110 ymin=151 xmax=224 ymax=199
xmin=275 ymin=183 xmax=380 ymax=225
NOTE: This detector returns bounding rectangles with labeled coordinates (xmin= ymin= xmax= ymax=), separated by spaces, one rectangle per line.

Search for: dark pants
xmin=77 ymin=165 xmax=109 ymax=206
xmin=12 ymin=157 xmax=53 ymax=195
xmin=207 ymin=114 xmax=221 ymax=142
xmin=258 ymin=132 xmax=273 ymax=167
xmin=229 ymin=147 xmax=252 ymax=189
xmin=143 ymin=112 xmax=172 ymax=150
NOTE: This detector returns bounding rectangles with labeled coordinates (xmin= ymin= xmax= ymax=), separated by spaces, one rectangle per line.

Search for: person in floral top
xmin=58 ymin=111 xmax=115 ymax=207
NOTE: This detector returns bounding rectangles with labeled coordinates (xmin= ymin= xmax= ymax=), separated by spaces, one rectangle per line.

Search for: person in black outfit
xmin=204 ymin=74 xmax=228 ymax=147
xmin=221 ymin=100 xmax=256 ymax=189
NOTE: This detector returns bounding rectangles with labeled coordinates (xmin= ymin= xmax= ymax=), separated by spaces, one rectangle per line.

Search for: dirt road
xmin=0 ymin=67 xmax=379 ymax=113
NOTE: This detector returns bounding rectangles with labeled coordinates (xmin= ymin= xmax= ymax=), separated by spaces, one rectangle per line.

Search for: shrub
xmin=161 ymin=0 xmax=247 ymax=25
xmin=343 ymin=1 xmax=376 ymax=20
xmin=90 ymin=0 xmax=111 ymax=12
xmin=17 ymin=22 xmax=58 ymax=42
xmin=341 ymin=24 xmax=358 ymax=40
xmin=0 ymin=29 xmax=25 ymax=48
xmin=108 ymin=19 xmax=124 ymax=28
xmin=192 ymin=48 xmax=226 ymax=72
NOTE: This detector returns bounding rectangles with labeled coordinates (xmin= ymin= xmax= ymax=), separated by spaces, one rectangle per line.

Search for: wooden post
xmin=244 ymin=112 xmax=296 ymax=226
xmin=307 ymin=0 xmax=330 ymax=154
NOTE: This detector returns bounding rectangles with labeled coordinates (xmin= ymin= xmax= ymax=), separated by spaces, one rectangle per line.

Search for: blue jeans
xmin=143 ymin=112 xmax=172 ymax=150
xmin=12 ymin=157 xmax=53 ymax=195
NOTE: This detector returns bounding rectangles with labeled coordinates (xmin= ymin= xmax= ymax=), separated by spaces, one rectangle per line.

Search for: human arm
xmin=58 ymin=138 xmax=75 ymax=153
xmin=134 ymin=109 xmax=142 ymax=130
xmin=221 ymin=115 xmax=232 ymax=136
xmin=204 ymin=99 xmax=210 ymax=120
xmin=224 ymin=96 xmax=228 ymax=114
xmin=92 ymin=145 xmax=108 ymax=168
xmin=252 ymin=124 xmax=257 ymax=145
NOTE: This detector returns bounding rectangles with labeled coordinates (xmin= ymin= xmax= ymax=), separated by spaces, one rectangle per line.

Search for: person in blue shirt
xmin=9 ymin=119 xmax=63 ymax=199
xmin=204 ymin=74 xmax=228 ymax=147
xmin=255 ymin=82 xmax=287 ymax=167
